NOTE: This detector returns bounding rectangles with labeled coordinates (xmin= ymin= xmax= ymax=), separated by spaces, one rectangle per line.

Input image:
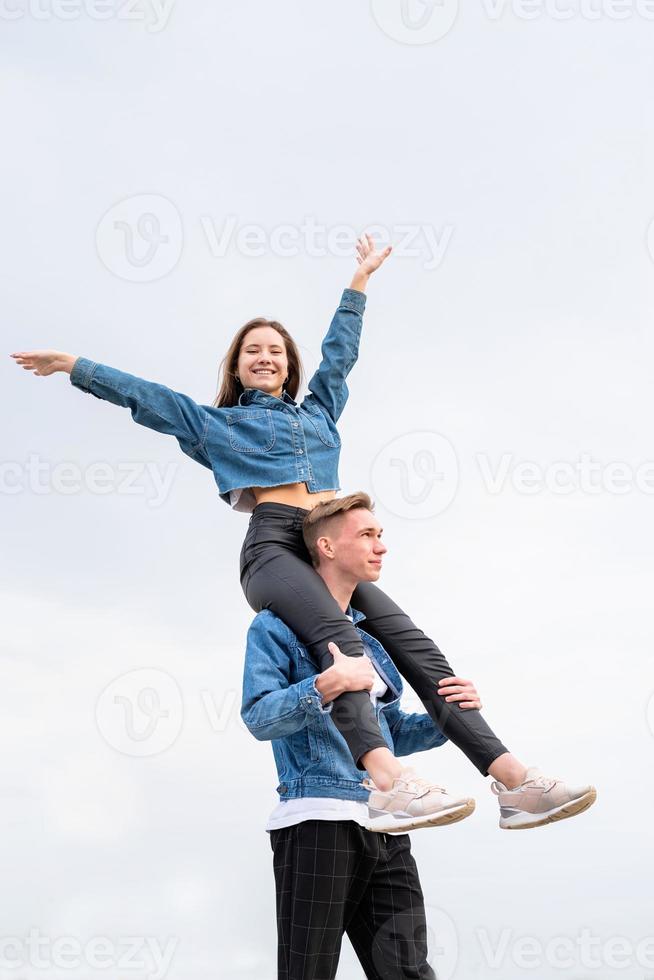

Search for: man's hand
xmin=350 ymin=233 xmax=392 ymax=293
xmin=437 ymin=676 xmax=482 ymax=710
xmin=10 ymin=350 xmax=77 ymax=376
xmin=314 ymin=641 xmax=376 ymax=704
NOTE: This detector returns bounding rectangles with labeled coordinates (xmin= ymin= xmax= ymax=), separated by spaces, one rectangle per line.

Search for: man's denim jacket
xmin=69 ymin=289 xmax=365 ymax=509
xmin=241 ymin=606 xmax=447 ymax=802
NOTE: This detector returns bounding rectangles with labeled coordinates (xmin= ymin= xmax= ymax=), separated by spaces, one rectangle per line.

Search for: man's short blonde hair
xmin=302 ymin=491 xmax=375 ymax=567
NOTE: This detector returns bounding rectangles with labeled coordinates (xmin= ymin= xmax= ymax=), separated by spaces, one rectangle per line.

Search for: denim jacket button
xmin=296 ymin=449 xmax=303 ymax=455
xmin=279 ymin=784 xmax=288 ymax=794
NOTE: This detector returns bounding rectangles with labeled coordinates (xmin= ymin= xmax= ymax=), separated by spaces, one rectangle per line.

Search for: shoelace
xmin=402 ymin=776 xmax=447 ymax=796
xmin=522 ymin=773 xmax=558 ymax=792
xmin=361 ymin=775 xmax=446 ymax=797
xmin=490 ymin=773 xmax=558 ymax=796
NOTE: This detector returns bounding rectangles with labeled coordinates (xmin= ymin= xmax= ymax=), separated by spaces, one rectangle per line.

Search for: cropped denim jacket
xmin=69 ymin=288 xmax=366 ymax=510
xmin=240 ymin=606 xmax=447 ymax=802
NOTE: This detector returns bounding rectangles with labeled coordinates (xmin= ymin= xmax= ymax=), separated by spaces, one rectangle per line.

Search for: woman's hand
xmin=350 ymin=232 xmax=392 ymax=292
xmin=437 ymin=676 xmax=482 ymax=710
xmin=9 ymin=350 xmax=77 ymax=376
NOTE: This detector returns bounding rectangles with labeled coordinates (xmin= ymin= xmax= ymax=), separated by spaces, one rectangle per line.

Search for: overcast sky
xmin=2 ymin=2 xmax=653 ymax=978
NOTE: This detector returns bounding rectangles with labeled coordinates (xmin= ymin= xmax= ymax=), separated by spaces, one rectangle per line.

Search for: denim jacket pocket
xmin=304 ymin=403 xmax=341 ymax=448
xmin=227 ymin=409 xmax=275 ymax=453
xmin=307 ymin=726 xmax=322 ymax=762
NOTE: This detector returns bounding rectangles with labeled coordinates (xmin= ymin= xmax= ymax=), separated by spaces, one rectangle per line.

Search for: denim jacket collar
xmin=237 ymin=387 xmax=298 ymax=408
xmin=346 ymin=604 xmax=366 ymax=626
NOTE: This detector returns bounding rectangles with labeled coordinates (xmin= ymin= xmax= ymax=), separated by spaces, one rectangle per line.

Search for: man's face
xmin=322 ymin=508 xmax=388 ymax=582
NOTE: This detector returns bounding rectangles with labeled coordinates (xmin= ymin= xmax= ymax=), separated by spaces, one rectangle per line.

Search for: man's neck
xmin=316 ymin=566 xmax=356 ymax=613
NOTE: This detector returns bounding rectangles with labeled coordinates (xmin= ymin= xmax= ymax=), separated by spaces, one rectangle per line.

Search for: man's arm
xmin=384 ymin=704 xmax=448 ymax=757
xmin=240 ymin=614 xmax=333 ymax=742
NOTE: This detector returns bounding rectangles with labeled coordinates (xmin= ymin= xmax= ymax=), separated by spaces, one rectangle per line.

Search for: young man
xmin=240 ymin=492 xmax=483 ymax=979
xmin=240 ymin=492 xmax=596 ymax=978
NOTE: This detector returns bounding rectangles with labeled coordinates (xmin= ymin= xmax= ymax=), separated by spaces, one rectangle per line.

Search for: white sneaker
xmin=491 ymin=766 xmax=597 ymax=830
xmin=362 ymin=767 xmax=475 ymax=834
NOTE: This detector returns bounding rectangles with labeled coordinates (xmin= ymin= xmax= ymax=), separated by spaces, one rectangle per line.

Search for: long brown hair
xmin=213 ymin=317 xmax=304 ymax=408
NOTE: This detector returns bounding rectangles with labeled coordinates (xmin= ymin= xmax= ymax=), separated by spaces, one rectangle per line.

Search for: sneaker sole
xmin=365 ymin=799 xmax=476 ymax=834
xmin=500 ymin=787 xmax=597 ymax=830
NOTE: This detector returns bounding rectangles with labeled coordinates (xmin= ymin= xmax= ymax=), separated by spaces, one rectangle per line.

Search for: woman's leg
xmin=240 ymin=504 xmax=389 ymax=768
xmin=352 ymin=579 xmax=510 ymax=776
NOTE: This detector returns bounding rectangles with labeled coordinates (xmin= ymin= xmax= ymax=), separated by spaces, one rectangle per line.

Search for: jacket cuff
xmin=340 ymin=288 xmax=367 ymax=315
xmin=297 ymin=675 xmax=333 ymax=717
xmin=70 ymin=356 xmax=99 ymax=391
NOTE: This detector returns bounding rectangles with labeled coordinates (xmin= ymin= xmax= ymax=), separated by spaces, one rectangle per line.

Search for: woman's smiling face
xmin=236 ymin=326 xmax=289 ymax=398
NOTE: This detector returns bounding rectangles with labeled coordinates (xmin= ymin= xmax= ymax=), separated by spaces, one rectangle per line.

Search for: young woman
xmin=11 ymin=234 xmax=596 ymax=830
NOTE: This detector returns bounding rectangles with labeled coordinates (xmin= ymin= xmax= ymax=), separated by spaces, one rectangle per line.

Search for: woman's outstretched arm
xmin=10 ymin=349 xmax=211 ymax=466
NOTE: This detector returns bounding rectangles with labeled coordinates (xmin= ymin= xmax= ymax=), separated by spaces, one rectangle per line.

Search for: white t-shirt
xmin=266 ymin=623 xmax=387 ymax=832
xmin=229 ymin=488 xmax=257 ymax=513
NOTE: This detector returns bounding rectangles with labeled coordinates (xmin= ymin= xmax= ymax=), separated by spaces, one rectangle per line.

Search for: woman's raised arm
xmin=10 ymin=349 xmax=211 ymax=466
xmin=350 ymin=231 xmax=392 ymax=294
xmin=304 ymin=234 xmax=392 ymax=423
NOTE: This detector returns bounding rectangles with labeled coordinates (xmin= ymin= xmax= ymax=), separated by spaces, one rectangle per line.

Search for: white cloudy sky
xmin=2 ymin=2 xmax=654 ymax=978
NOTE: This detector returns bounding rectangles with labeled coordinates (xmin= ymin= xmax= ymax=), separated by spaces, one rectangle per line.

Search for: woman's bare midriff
xmin=251 ymin=483 xmax=337 ymax=510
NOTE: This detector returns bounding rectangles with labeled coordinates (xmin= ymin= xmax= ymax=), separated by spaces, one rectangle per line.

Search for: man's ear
xmin=316 ymin=534 xmax=335 ymax=561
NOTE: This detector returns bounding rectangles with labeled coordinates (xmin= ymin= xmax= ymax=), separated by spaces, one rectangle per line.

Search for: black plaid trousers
xmin=269 ymin=819 xmax=437 ymax=980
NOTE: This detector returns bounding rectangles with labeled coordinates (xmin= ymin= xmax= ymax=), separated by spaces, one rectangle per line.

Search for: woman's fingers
xmin=10 ymin=351 xmax=53 ymax=375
